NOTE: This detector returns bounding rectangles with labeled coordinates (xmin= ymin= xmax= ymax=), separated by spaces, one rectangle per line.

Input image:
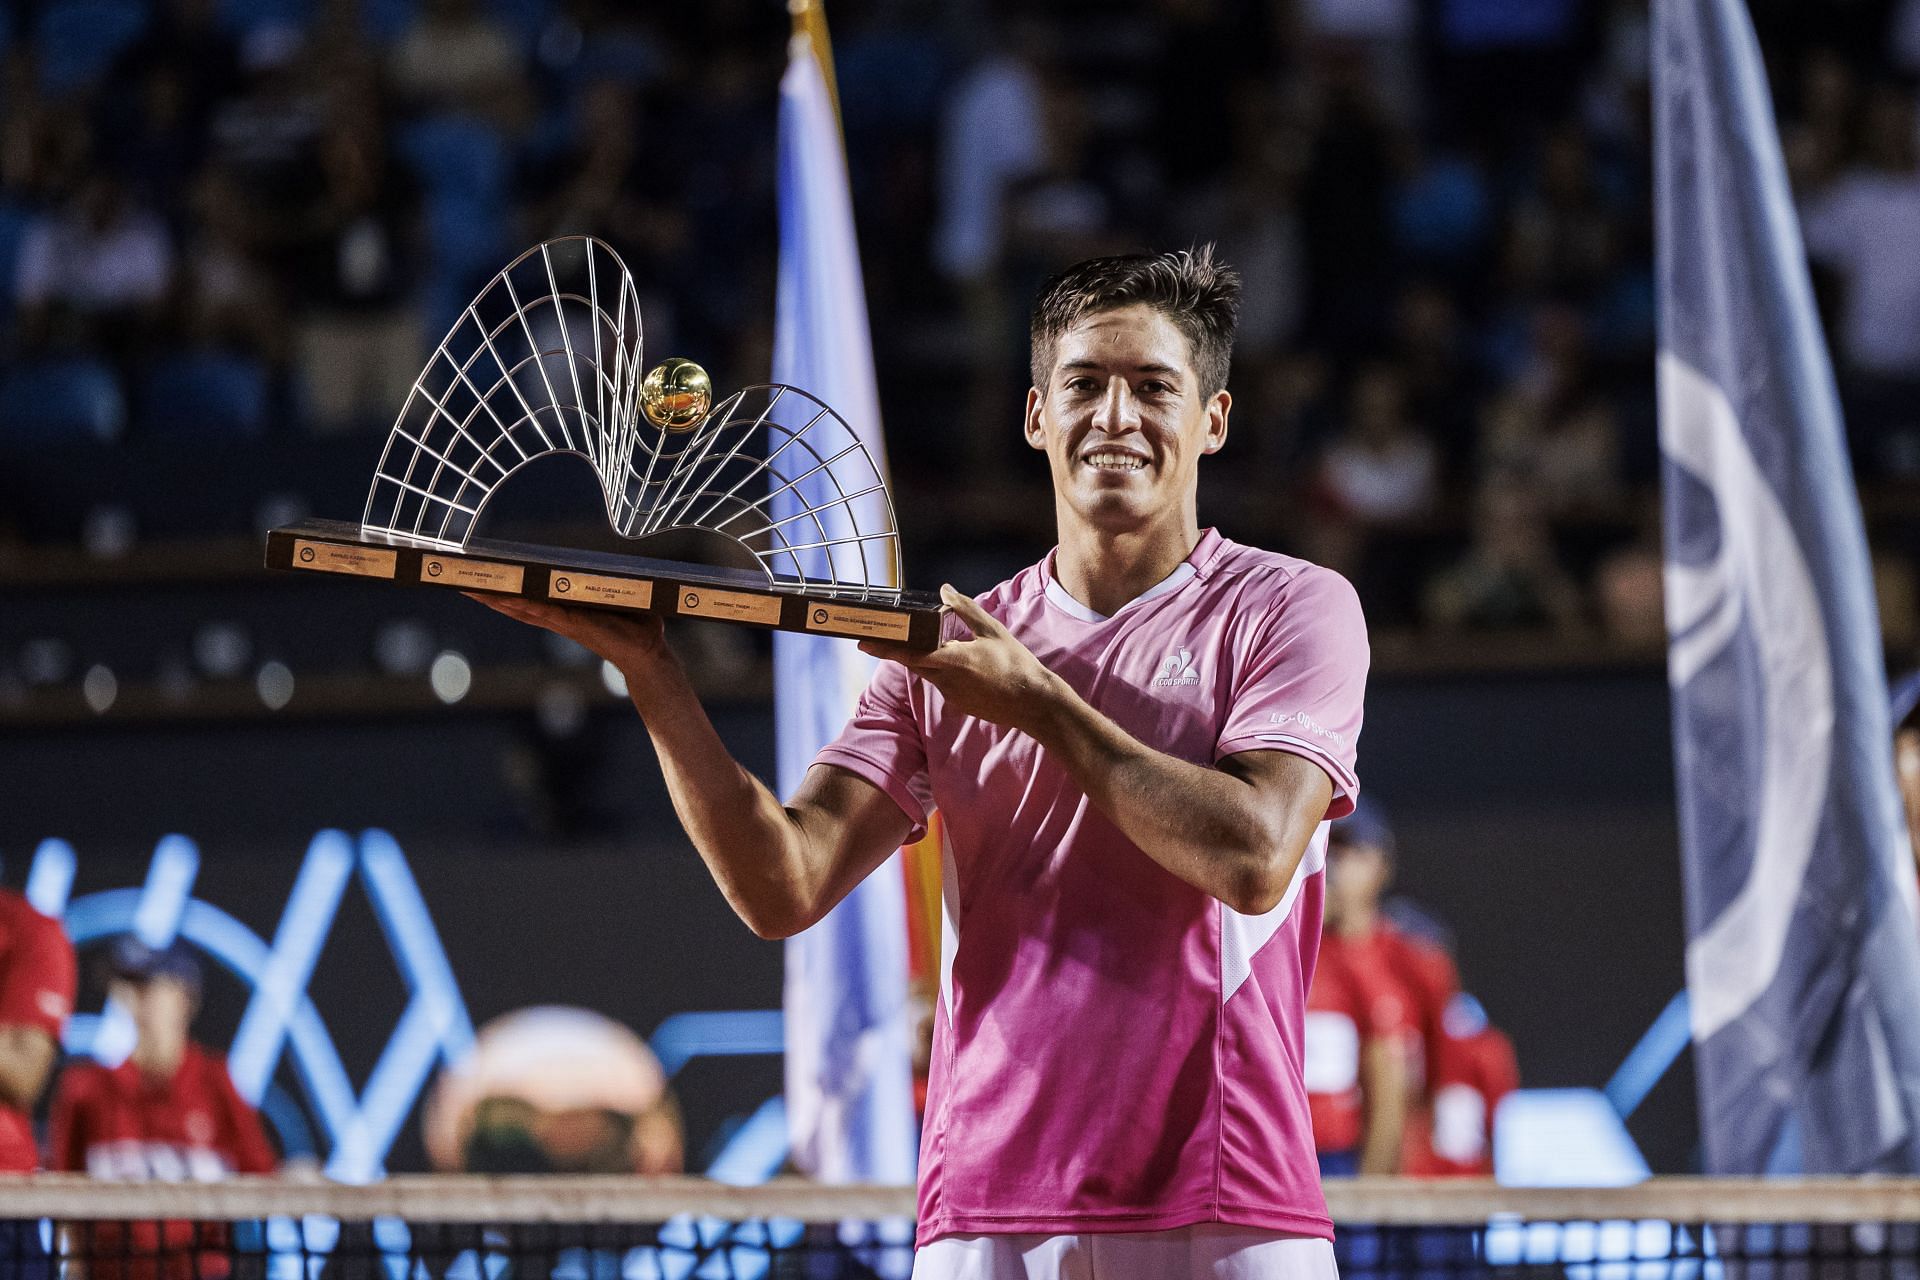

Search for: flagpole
xmin=788 ymin=0 xmax=843 ymax=129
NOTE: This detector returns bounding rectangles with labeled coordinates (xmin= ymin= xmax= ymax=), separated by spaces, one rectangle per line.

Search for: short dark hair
xmin=1028 ymin=246 xmax=1241 ymax=397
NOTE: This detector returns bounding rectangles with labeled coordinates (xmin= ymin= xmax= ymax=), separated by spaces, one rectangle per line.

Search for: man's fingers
xmin=939 ymin=584 xmax=1004 ymax=638
xmin=859 ymin=639 xmax=945 ymax=671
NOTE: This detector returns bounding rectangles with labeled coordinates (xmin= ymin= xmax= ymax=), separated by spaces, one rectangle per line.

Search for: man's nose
xmin=1091 ymin=378 xmax=1140 ymax=434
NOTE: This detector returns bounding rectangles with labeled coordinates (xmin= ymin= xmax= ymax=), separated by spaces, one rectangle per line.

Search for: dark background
xmin=0 ymin=647 xmax=1693 ymax=1172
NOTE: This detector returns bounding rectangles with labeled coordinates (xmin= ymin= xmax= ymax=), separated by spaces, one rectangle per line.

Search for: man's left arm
xmin=864 ymin=584 xmax=1358 ymax=914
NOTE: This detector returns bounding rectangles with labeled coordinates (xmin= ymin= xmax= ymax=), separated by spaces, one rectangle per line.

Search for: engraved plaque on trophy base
xmin=266 ymin=519 xmax=946 ymax=651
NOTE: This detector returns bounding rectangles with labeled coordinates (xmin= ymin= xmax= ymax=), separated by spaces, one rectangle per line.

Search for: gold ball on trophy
xmin=640 ymin=358 xmax=712 ymax=433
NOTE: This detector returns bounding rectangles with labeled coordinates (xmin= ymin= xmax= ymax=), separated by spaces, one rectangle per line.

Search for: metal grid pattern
xmin=361 ymin=237 xmax=901 ymax=601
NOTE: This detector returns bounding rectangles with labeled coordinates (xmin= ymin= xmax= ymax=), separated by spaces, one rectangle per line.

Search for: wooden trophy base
xmin=265 ymin=519 xmax=947 ymax=651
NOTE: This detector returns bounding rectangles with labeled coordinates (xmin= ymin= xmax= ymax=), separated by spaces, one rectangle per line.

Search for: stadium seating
xmin=135 ymin=352 xmax=272 ymax=439
xmin=0 ymin=357 xmax=126 ymax=443
xmin=35 ymin=0 xmax=149 ymax=96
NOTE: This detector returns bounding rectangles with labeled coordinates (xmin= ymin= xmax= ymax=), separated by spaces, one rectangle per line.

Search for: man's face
xmin=112 ymin=976 xmax=194 ymax=1069
xmin=1024 ymin=304 xmax=1230 ymax=533
xmin=1324 ymin=840 xmax=1390 ymax=927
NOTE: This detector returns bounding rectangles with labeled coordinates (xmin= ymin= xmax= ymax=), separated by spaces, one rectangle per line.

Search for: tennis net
xmin=0 ymin=1176 xmax=1909 ymax=1280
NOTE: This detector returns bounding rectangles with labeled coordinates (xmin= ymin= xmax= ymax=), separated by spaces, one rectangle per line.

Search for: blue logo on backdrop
xmin=15 ymin=831 xmax=801 ymax=1184
xmin=24 ymin=829 xmax=475 ymax=1183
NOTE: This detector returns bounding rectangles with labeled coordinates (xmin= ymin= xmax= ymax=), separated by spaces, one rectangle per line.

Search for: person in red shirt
xmin=0 ymin=890 xmax=76 ymax=1280
xmin=0 ymin=890 xmax=76 ymax=1173
xmin=50 ymin=937 xmax=275 ymax=1280
xmin=1309 ymin=805 xmax=1423 ymax=1175
xmin=1307 ymin=928 xmax=1411 ymax=1176
xmin=1423 ymin=992 xmax=1520 ymax=1177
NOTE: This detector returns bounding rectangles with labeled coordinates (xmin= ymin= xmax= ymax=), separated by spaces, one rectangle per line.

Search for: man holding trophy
xmin=476 ymin=247 xmax=1367 ymax=1280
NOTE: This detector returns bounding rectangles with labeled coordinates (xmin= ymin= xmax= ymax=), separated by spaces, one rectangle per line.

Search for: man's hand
xmin=466 ymin=594 xmax=684 ymax=709
xmin=859 ymin=586 xmax=1065 ymax=737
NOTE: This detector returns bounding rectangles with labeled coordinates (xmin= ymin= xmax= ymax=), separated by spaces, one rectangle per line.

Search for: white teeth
xmin=1084 ymin=451 xmax=1147 ymax=471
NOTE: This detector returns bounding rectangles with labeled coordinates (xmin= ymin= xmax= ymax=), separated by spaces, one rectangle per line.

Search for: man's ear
xmin=1024 ymin=387 xmax=1047 ymax=452
xmin=1202 ymin=390 xmax=1232 ymax=455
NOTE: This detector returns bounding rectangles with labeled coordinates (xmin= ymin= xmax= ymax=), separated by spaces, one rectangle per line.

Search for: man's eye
xmin=1140 ymin=381 xmax=1171 ymax=395
xmin=1065 ymin=378 xmax=1097 ymax=393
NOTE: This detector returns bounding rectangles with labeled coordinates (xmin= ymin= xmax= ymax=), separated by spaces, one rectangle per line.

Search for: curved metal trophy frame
xmin=267 ymin=237 xmax=943 ymax=649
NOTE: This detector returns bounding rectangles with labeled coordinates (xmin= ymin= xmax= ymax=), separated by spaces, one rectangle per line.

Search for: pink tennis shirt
xmin=813 ymin=528 xmax=1369 ymax=1245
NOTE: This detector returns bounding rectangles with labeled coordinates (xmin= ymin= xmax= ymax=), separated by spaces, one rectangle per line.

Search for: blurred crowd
xmin=0 ymin=0 xmax=1918 ymax=645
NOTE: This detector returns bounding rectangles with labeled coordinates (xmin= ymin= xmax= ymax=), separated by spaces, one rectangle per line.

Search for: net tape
xmin=0 ymin=1178 xmax=1912 ymax=1280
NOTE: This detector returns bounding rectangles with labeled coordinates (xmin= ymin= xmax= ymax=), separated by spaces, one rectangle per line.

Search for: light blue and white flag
xmin=1656 ymin=0 xmax=1920 ymax=1172
xmin=772 ymin=25 xmax=918 ymax=1184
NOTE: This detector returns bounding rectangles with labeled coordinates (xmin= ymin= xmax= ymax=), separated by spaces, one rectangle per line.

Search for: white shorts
xmin=910 ymin=1225 xmax=1338 ymax=1280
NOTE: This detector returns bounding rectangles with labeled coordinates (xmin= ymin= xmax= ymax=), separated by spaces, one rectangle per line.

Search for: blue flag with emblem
xmin=771 ymin=14 xmax=918 ymax=1184
xmin=1655 ymin=0 xmax=1920 ymax=1172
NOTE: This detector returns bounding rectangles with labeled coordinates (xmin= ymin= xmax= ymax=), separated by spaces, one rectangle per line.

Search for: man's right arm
xmin=472 ymin=596 xmax=913 ymax=939
xmin=0 ymin=1026 xmax=57 ymax=1113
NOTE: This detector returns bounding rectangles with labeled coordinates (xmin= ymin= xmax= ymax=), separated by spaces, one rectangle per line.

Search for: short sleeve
xmin=812 ymin=658 xmax=934 ymax=842
xmin=48 ymin=1069 xmax=92 ymax=1172
xmin=0 ymin=909 xmax=75 ymax=1041
xmin=1216 ymin=566 xmax=1369 ymax=818
xmin=214 ymin=1061 xmax=278 ymax=1173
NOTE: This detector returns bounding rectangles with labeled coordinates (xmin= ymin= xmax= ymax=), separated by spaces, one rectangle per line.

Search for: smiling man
xmin=476 ymin=248 xmax=1368 ymax=1280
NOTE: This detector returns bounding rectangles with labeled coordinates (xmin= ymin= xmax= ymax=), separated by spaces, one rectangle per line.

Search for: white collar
xmin=1044 ymin=560 xmax=1197 ymax=623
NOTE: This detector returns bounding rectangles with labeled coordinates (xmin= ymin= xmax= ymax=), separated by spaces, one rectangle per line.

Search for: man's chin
xmin=1063 ymin=486 xmax=1160 ymax=531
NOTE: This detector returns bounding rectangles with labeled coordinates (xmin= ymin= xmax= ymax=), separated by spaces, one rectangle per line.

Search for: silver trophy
xmin=267 ymin=236 xmax=942 ymax=649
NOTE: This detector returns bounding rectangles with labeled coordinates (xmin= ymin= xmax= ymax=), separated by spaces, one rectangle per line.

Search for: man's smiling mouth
xmin=1082 ymin=448 xmax=1150 ymax=472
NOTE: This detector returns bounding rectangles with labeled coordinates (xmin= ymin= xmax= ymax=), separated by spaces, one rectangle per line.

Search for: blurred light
xmin=254 ymin=492 xmax=311 ymax=537
xmin=193 ymin=623 xmax=252 ymax=679
xmin=536 ymin=681 xmax=586 ymax=738
xmin=256 ymin=661 xmax=295 ymax=711
xmin=374 ymin=620 xmax=435 ymax=677
xmin=430 ymin=651 xmax=472 ymax=704
xmin=600 ymin=660 xmax=628 ymax=698
xmin=155 ymin=654 xmax=197 ymax=704
xmin=1494 ymin=1088 xmax=1649 ymax=1187
xmin=19 ymin=638 xmax=73 ymax=686
xmin=81 ymin=506 xmax=135 ymax=560
xmin=81 ymin=665 xmax=117 ymax=714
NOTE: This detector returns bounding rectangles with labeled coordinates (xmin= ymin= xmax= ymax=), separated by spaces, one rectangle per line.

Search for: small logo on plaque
xmin=550 ymin=573 xmax=652 ymax=609
xmin=290 ymin=540 xmax=397 ymax=580
xmin=679 ymin=587 xmax=782 ymax=626
xmin=804 ymin=602 xmax=913 ymax=642
xmin=418 ymin=557 xmax=525 ymax=592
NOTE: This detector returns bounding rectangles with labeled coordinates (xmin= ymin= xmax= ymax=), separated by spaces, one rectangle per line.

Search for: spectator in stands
xmin=286 ymin=108 xmax=421 ymax=434
xmin=1594 ymin=504 xmax=1667 ymax=647
xmin=389 ymin=0 xmax=530 ymax=127
xmin=1801 ymin=83 xmax=1920 ymax=472
xmin=1424 ymin=484 xmax=1586 ymax=634
xmin=50 ymin=937 xmax=274 ymax=1180
xmin=14 ymin=174 xmax=173 ymax=355
xmin=1308 ymin=364 xmax=1439 ymax=580
xmin=108 ymin=0 xmax=242 ymax=143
